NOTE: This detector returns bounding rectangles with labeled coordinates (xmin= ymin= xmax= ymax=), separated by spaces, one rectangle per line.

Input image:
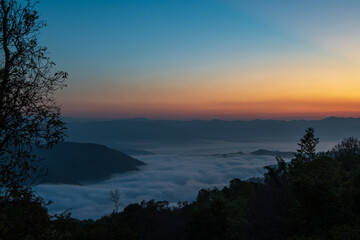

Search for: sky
xmin=38 ymin=0 xmax=360 ymax=120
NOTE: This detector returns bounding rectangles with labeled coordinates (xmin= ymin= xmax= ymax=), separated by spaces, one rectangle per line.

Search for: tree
xmin=0 ymin=0 xmax=67 ymax=238
xmin=290 ymin=128 xmax=319 ymax=175
xmin=288 ymin=154 xmax=345 ymax=237
xmin=332 ymin=137 xmax=360 ymax=170
xmin=188 ymin=181 xmax=254 ymax=240
xmin=0 ymin=0 xmax=67 ymax=199
xmin=294 ymin=128 xmax=319 ymax=161
xmin=333 ymin=137 xmax=360 ymax=153
xmin=264 ymin=156 xmax=288 ymax=187
xmin=109 ymin=188 xmax=122 ymax=213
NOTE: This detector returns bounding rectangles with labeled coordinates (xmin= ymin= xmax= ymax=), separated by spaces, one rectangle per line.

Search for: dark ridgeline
xmin=212 ymin=151 xmax=244 ymax=158
xmin=35 ymin=142 xmax=145 ymax=185
xmin=65 ymin=117 xmax=360 ymax=147
xmin=250 ymin=149 xmax=295 ymax=158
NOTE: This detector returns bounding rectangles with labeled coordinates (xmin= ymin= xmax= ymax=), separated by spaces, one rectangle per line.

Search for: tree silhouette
xmin=109 ymin=188 xmax=122 ymax=213
xmin=332 ymin=137 xmax=360 ymax=170
xmin=332 ymin=137 xmax=360 ymax=153
xmin=294 ymin=128 xmax=319 ymax=161
xmin=0 ymin=0 xmax=67 ymax=238
xmin=0 ymin=0 xmax=67 ymax=199
xmin=264 ymin=156 xmax=288 ymax=187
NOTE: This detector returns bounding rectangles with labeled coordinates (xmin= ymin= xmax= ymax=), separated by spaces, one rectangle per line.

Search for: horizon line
xmin=61 ymin=115 xmax=360 ymax=122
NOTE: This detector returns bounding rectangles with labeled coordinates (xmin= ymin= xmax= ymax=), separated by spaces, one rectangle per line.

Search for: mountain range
xmin=64 ymin=117 xmax=360 ymax=149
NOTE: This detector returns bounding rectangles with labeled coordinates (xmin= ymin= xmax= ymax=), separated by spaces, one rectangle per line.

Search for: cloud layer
xmin=35 ymin=152 xmax=282 ymax=220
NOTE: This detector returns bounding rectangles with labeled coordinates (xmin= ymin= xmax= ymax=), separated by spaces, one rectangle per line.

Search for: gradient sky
xmin=38 ymin=0 xmax=360 ymax=120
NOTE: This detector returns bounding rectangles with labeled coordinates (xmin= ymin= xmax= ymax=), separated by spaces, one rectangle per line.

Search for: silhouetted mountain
xmin=65 ymin=117 xmax=360 ymax=148
xmin=35 ymin=142 xmax=145 ymax=185
xmin=212 ymin=151 xmax=244 ymax=158
xmin=61 ymin=117 xmax=111 ymax=123
xmin=251 ymin=149 xmax=295 ymax=158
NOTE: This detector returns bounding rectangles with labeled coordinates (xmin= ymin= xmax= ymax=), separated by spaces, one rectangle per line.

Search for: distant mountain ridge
xmin=210 ymin=149 xmax=295 ymax=158
xmin=35 ymin=142 xmax=145 ymax=185
xmin=250 ymin=149 xmax=295 ymax=158
xmin=212 ymin=151 xmax=244 ymax=158
xmin=65 ymin=117 xmax=360 ymax=148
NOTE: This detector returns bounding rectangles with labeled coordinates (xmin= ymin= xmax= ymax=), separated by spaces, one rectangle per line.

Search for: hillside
xmin=35 ymin=142 xmax=145 ymax=185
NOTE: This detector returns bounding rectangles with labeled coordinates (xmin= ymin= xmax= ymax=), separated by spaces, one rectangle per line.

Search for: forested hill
xmin=35 ymin=142 xmax=145 ymax=185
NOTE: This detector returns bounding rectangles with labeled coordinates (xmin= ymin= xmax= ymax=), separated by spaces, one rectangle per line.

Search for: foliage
xmin=332 ymin=137 xmax=360 ymax=170
xmin=187 ymin=179 xmax=254 ymax=240
xmin=0 ymin=0 xmax=67 ymax=238
xmin=0 ymin=0 xmax=67 ymax=197
xmin=294 ymin=127 xmax=319 ymax=161
xmin=264 ymin=156 xmax=288 ymax=187
xmin=52 ymin=200 xmax=192 ymax=240
xmin=0 ymin=190 xmax=55 ymax=240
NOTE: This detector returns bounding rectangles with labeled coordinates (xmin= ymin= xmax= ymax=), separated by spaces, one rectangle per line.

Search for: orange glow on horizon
xmin=59 ymin=50 xmax=360 ymax=120
xmin=62 ymin=98 xmax=360 ymax=120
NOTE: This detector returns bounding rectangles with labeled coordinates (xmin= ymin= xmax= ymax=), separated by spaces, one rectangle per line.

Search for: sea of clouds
xmin=35 ymin=153 xmax=278 ymax=219
xmin=34 ymin=140 xmax=337 ymax=220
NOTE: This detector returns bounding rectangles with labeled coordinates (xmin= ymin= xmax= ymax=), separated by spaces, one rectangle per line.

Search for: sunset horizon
xmin=36 ymin=0 xmax=360 ymax=120
xmin=62 ymin=104 xmax=360 ymax=121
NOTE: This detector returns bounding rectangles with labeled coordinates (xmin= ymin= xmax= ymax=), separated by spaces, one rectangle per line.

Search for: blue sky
xmin=37 ymin=0 xmax=360 ymax=119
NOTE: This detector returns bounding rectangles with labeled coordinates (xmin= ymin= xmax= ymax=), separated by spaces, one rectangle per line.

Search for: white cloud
xmin=35 ymin=153 xmax=280 ymax=219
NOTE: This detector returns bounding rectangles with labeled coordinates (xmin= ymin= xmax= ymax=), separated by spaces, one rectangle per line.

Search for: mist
xmin=35 ymin=153 xmax=279 ymax=219
xmin=34 ymin=136 xmax=342 ymax=220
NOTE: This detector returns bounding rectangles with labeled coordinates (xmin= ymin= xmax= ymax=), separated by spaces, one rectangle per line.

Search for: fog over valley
xmin=35 ymin=151 xmax=285 ymax=219
xmin=33 ymin=117 xmax=354 ymax=219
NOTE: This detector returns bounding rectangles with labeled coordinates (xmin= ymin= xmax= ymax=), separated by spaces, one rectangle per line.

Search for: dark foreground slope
xmin=35 ymin=142 xmax=145 ymax=185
